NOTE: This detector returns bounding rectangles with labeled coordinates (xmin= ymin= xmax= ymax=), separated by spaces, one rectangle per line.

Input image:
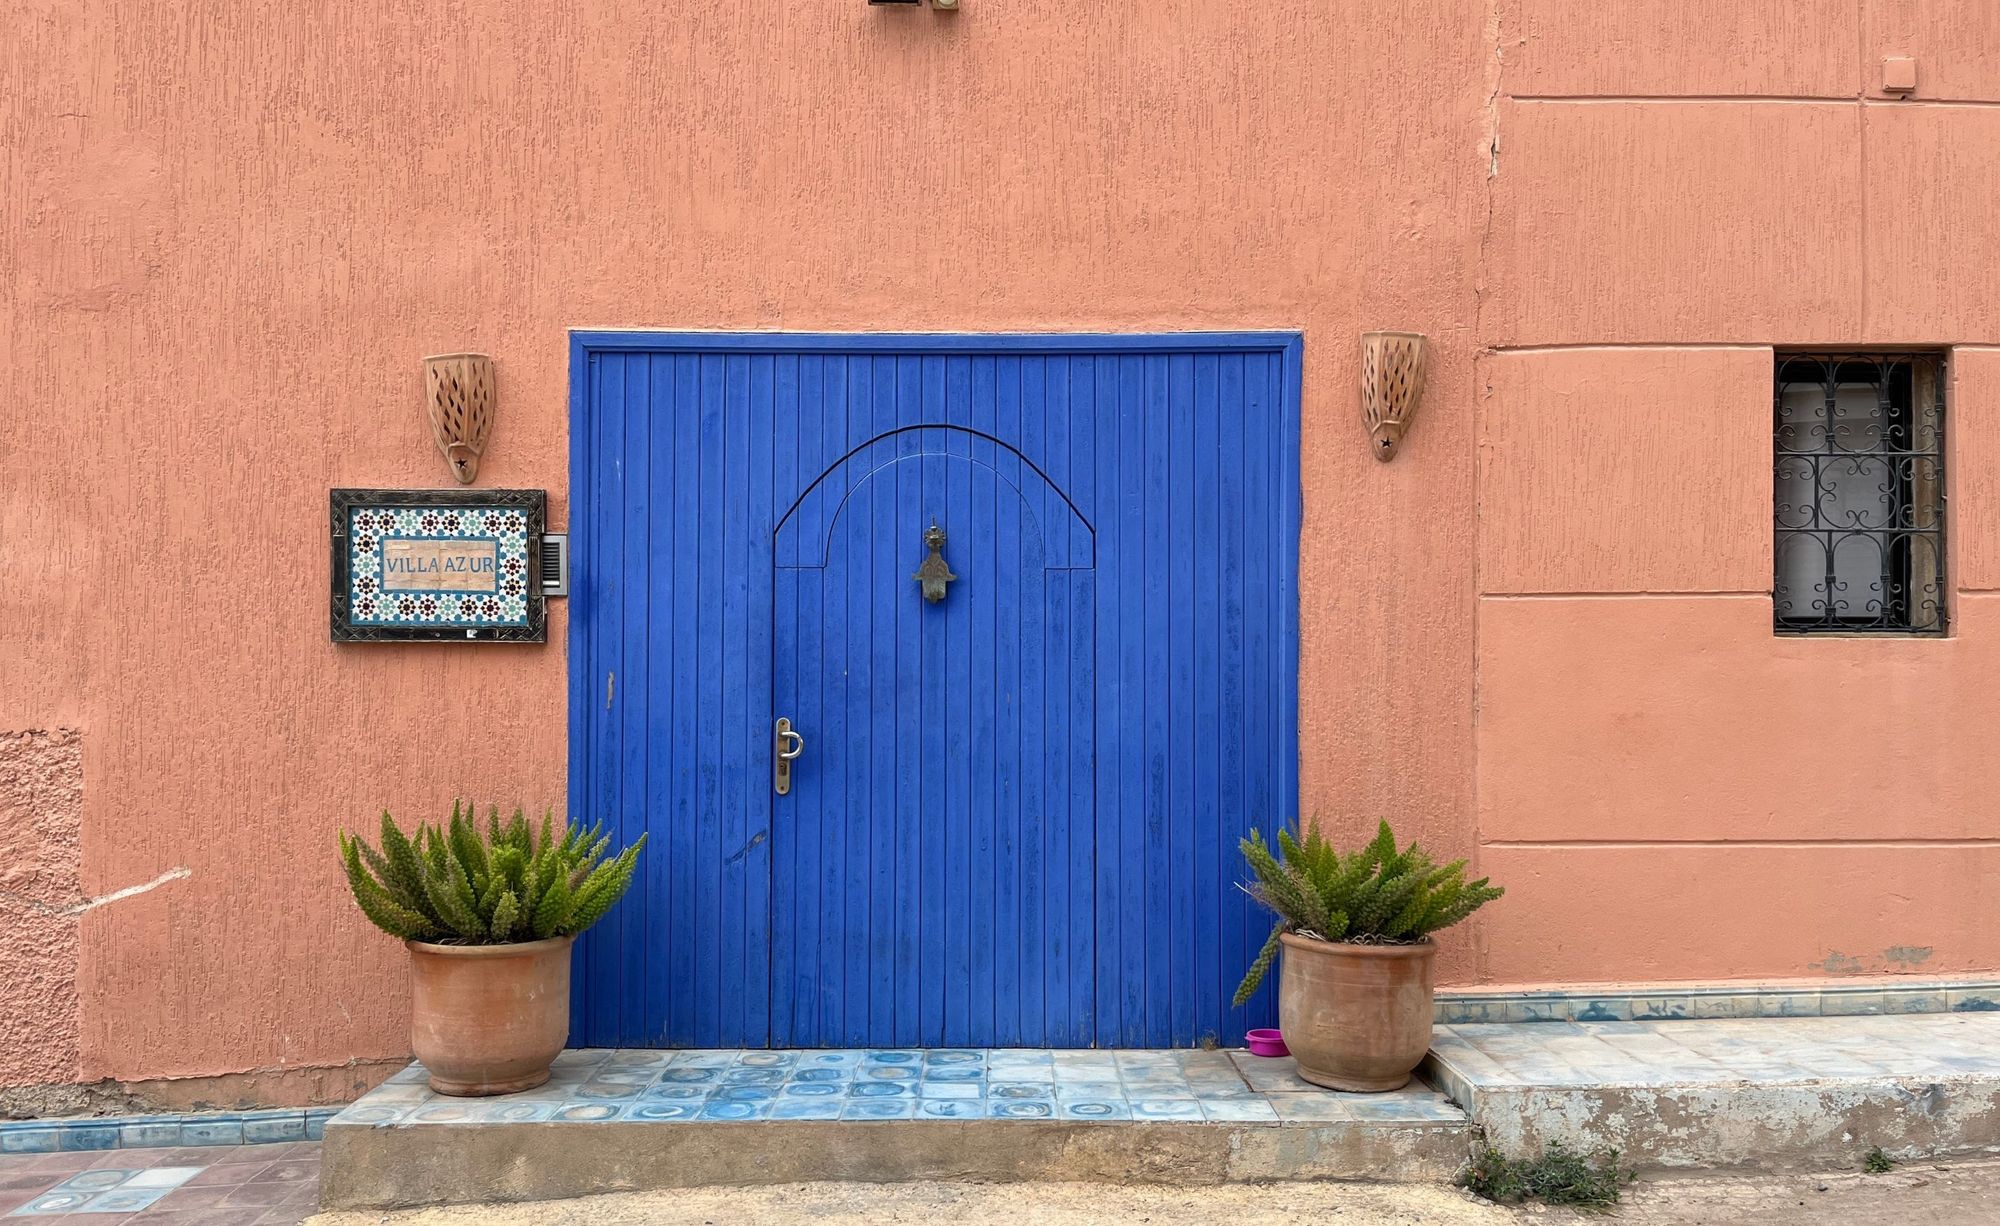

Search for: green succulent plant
xmin=1233 ymin=819 xmax=1501 ymax=1006
xmin=339 ymin=802 xmax=645 ymax=944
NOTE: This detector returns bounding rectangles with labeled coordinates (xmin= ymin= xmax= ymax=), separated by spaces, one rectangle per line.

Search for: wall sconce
xmin=1360 ymin=331 xmax=1428 ymax=462
xmin=423 ymin=353 xmax=496 ymax=484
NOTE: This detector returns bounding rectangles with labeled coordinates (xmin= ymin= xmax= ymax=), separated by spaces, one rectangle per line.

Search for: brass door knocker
xmin=914 ymin=521 xmax=956 ymax=603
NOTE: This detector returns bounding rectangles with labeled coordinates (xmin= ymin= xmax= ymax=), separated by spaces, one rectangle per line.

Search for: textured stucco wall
xmin=1 ymin=0 xmax=1485 ymax=1089
xmin=0 ymin=730 xmax=83 ymax=1089
xmin=1474 ymin=3 xmax=2000 ymax=984
xmin=3 ymin=0 xmax=1997 ymax=1093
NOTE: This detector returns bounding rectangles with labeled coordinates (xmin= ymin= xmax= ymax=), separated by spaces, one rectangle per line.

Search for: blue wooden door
xmin=570 ymin=335 xmax=1301 ymax=1049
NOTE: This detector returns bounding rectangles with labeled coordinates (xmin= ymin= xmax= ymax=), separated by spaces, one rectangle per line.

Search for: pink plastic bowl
xmin=1245 ymin=1028 xmax=1289 ymax=1058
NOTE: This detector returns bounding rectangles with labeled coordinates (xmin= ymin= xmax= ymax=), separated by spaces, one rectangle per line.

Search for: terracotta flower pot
xmin=1277 ymin=933 xmax=1434 ymax=1092
xmin=406 ymin=935 xmax=573 ymax=1096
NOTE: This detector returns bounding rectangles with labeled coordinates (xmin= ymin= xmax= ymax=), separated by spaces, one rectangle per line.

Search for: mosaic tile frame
xmin=0 ymin=1109 xmax=339 ymax=1155
xmin=329 ymin=488 xmax=547 ymax=643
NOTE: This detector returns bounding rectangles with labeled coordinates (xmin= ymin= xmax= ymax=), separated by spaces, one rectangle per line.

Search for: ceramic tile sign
xmin=330 ymin=488 xmax=546 ymax=642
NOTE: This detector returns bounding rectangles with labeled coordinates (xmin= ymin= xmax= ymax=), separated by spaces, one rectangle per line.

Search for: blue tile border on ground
xmin=1434 ymin=979 xmax=2000 ymax=1024
xmin=0 ymin=1106 xmax=340 ymax=1153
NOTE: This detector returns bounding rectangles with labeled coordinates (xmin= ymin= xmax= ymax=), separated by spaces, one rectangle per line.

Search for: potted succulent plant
xmin=1233 ymin=820 xmax=1501 ymax=1092
xmin=338 ymin=803 xmax=645 ymax=1096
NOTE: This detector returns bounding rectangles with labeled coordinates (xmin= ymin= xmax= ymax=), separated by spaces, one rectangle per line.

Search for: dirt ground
xmin=310 ymin=1159 xmax=2000 ymax=1225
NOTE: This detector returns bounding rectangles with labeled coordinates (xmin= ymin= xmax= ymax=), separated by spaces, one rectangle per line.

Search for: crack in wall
xmin=0 ymin=867 xmax=190 ymax=918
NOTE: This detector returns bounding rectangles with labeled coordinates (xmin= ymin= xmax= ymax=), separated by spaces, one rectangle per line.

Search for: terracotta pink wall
xmin=2 ymin=0 xmax=1485 ymax=1090
xmin=1475 ymin=0 xmax=2000 ymax=984
xmin=2 ymin=0 xmax=1996 ymax=1092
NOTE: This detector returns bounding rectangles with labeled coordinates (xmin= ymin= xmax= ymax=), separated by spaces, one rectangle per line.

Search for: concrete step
xmin=1423 ymin=1013 xmax=2000 ymax=1170
xmin=320 ymin=1047 xmax=1471 ymax=1209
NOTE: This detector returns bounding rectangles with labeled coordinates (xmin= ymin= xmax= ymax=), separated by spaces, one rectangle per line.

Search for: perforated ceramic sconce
xmin=1360 ymin=331 xmax=1428 ymax=462
xmin=424 ymin=353 xmax=496 ymax=484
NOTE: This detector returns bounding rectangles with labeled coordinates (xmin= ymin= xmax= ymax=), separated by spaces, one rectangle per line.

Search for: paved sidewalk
xmin=0 ymin=1141 xmax=319 ymax=1223
xmin=305 ymin=1159 xmax=2000 ymax=1225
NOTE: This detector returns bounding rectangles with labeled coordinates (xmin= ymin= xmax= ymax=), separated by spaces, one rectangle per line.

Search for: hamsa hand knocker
xmin=914 ymin=521 xmax=956 ymax=603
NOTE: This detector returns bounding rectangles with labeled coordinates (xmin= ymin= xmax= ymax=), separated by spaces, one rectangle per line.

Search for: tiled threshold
xmin=321 ymin=1047 xmax=1472 ymax=1208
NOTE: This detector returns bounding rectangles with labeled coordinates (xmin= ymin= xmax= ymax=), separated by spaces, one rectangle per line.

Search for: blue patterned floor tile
xmin=332 ymin=1105 xmax=409 ymax=1126
xmin=551 ymin=1104 xmax=622 ymax=1122
xmin=793 ymin=1066 xmax=852 ymax=1083
xmin=644 ymin=1083 xmax=711 ymax=1101
xmin=1129 ymin=1099 xmax=1205 ymax=1120
xmin=623 ymin=1101 xmax=703 ymax=1121
xmin=857 ymin=1063 xmax=920 ymax=1081
xmin=667 ymin=1051 xmax=737 ymax=1068
xmin=780 ymin=1082 xmax=845 ymax=1098
xmin=574 ymin=1080 xmax=646 ymax=1100
xmin=795 ymin=1051 xmax=865 ymax=1067
xmin=922 ymin=1067 xmax=984 ymax=1083
xmin=841 ymin=1099 xmax=918 ymax=1120
xmin=987 ymin=1099 xmax=1056 ymax=1119
xmin=736 ymin=1051 xmax=799 ymax=1068
xmin=917 ymin=1081 xmax=981 ymax=1099
xmin=713 ymin=1085 xmax=778 ymax=1103
xmin=771 ymin=1100 xmax=845 ymax=1120
xmin=989 ymin=1082 xmax=1057 ymax=1099
xmin=590 ymin=1068 xmax=661 ymax=1086
xmin=1054 ymin=1082 xmax=1125 ymax=1101
xmin=1058 ymin=1100 xmax=1131 ymax=1121
xmin=721 ymin=1067 xmax=788 ymax=1086
xmin=924 ymin=1049 xmax=984 ymax=1066
xmin=847 ymin=1081 xmax=915 ymax=1098
xmin=916 ymin=1099 xmax=984 ymax=1119
xmin=77 ymin=1187 xmax=169 ymax=1214
xmin=865 ymin=1050 xmax=923 ymax=1065
xmin=485 ymin=1102 xmax=558 ymax=1122
xmin=15 ymin=1189 xmax=97 ymax=1214
xmin=1200 ymin=1099 xmax=1280 ymax=1122
xmin=698 ymin=1101 xmax=773 ymax=1121
xmin=659 ymin=1067 xmax=721 ymax=1084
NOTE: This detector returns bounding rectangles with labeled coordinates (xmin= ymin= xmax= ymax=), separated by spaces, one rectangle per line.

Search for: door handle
xmin=774 ymin=717 xmax=804 ymax=795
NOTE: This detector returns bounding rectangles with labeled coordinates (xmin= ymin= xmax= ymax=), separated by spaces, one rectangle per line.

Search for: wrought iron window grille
xmin=1774 ymin=352 xmax=1946 ymax=635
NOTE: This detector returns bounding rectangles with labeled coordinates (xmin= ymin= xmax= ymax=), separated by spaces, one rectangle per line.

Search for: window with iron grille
xmin=1774 ymin=353 xmax=1946 ymax=635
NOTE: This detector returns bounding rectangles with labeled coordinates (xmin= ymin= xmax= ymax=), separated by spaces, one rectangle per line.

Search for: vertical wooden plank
xmin=992 ymin=358 xmax=1023 ymax=1047
xmin=717 ymin=354 xmax=749 ymax=1045
xmin=746 ymin=356 xmax=776 ymax=1046
xmin=892 ymin=357 xmax=923 ymax=1047
xmin=866 ymin=358 xmax=897 ymax=1042
xmin=1241 ymin=350 xmax=1275 ymax=1037
xmin=587 ymin=352 xmax=624 ymax=1040
xmin=919 ymin=357 xmax=949 ymax=1047
xmin=694 ymin=352 xmax=726 ymax=1047
xmin=1018 ymin=356 xmax=1048 ymax=1045
xmin=1067 ymin=356 xmax=1098 ymax=1047
xmin=1167 ymin=352 xmax=1195 ymax=1047
xmin=842 ymin=355 xmax=872 ymax=1047
xmin=635 ymin=354 xmax=668 ymax=1042
xmin=667 ymin=354 xmax=701 ymax=1046
xmin=617 ymin=355 xmax=650 ymax=1042
xmin=819 ymin=355 xmax=850 ymax=1047
xmin=1140 ymin=354 xmax=1171 ymax=1047
xmin=968 ymin=355 xmax=997 ymax=1043
xmin=1215 ymin=351 xmax=1248 ymax=1043
xmin=1094 ymin=353 xmax=1125 ymax=1049
xmin=770 ymin=354 xmax=799 ymax=1046
xmin=1191 ymin=352 xmax=1223 ymax=1044
xmin=943 ymin=355 xmax=974 ymax=1046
